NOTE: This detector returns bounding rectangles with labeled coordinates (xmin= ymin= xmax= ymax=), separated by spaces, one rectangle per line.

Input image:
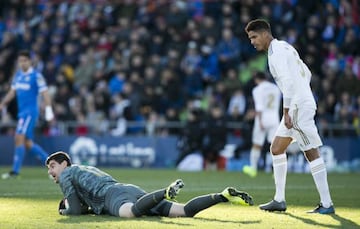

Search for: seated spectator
xmin=216 ymin=28 xmax=241 ymax=73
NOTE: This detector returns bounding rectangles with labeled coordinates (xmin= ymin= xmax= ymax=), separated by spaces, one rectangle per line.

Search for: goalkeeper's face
xmin=47 ymin=160 xmax=67 ymax=183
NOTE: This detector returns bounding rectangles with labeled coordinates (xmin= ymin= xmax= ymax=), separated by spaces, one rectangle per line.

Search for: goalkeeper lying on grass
xmin=46 ymin=151 xmax=253 ymax=217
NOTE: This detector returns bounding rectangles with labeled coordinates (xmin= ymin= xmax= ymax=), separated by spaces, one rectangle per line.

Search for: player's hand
xmin=45 ymin=106 xmax=54 ymax=121
xmin=284 ymin=113 xmax=293 ymax=129
xmin=58 ymin=198 xmax=69 ymax=215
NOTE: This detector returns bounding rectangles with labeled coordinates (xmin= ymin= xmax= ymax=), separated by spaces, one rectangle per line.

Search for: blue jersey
xmin=11 ymin=67 xmax=48 ymax=117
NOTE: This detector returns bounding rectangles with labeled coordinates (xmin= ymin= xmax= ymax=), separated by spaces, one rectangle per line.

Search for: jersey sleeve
xmin=271 ymin=50 xmax=293 ymax=108
xmin=36 ymin=72 xmax=48 ymax=92
xmin=59 ymin=167 xmax=76 ymax=199
xmin=252 ymin=88 xmax=264 ymax=112
xmin=60 ymin=192 xmax=83 ymax=215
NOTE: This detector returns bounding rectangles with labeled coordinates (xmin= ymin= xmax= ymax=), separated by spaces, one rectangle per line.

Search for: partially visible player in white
xmin=245 ymin=19 xmax=334 ymax=214
xmin=243 ymin=72 xmax=281 ymax=177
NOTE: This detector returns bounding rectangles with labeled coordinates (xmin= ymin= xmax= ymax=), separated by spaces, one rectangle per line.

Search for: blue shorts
xmin=16 ymin=114 xmax=37 ymax=140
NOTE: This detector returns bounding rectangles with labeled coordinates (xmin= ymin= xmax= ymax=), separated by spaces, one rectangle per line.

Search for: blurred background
xmin=0 ymin=0 xmax=359 ymax=172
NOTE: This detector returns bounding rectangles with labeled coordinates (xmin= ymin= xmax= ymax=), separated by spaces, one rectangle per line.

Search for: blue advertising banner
xmin=0 ymin=136 xmax=359 ymax=171
xmin=0 ymin=136 xmax=178 ymax=168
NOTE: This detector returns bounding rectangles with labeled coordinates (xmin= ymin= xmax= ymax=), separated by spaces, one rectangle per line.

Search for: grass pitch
xmin=0 ymin=167 xmax=359 ymax=229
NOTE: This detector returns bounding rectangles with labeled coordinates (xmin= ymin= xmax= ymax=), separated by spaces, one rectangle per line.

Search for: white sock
xmin=309 ymin=158 xmax=332 ymax=208
xmin=250 ymin=147 xmax=261 ymax=170
xmin=272 ymin=154 xmax=287 ymax=202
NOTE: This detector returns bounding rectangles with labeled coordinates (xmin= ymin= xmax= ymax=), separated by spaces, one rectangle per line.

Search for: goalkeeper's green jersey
xmin=59 ymin=165 xmax=118 ymax=214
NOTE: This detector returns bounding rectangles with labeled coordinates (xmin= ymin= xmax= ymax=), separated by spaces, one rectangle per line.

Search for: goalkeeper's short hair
xmin=46 ymin=151 xmax=72 ymax=166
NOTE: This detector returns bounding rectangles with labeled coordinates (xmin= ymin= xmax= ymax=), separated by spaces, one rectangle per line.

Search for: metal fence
xmin=0 ymin=120 xmax=358 ymax=138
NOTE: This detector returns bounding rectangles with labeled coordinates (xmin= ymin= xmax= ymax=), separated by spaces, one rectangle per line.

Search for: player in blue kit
xmin=1 ymin=50 xmax=54 ymax=179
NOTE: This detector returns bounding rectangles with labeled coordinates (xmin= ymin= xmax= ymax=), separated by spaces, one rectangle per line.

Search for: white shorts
xmin=275 ymin=107 xmax=322 ymax=151
xmin=252 ymin=118 xmax=278 ymax=146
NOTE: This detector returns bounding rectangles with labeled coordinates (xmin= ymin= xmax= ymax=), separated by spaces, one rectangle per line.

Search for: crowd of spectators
xmin=0 ymin=0 xmax=359 ymax=138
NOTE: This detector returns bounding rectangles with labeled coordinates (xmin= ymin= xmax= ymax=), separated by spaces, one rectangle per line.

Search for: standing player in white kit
xmin=243 ymin=71 xmax=281 ymax=178
xmin=245 ymin=19 xmax=334 ymax=214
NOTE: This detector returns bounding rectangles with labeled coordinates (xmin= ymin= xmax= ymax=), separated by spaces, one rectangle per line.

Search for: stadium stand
xmin=0 ymin=0 xmax=359 ymax=138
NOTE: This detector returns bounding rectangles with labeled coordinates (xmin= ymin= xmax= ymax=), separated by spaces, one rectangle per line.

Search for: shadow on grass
xmin=285 ymin=212 xmax=360 ymax=228
xmin=57 ymin=215 xmax=260 ymax=226
xmin=194 ymin=217 xmax=261 ymax=225
xmin=57 ymin=215 xmax=192 ymax=227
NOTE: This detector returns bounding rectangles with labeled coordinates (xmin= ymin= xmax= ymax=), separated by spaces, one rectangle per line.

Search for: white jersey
xmin=252 ymin=81 xmax=281 ymax=127
xmin=268 ymin=39 xmax=316 ymax=109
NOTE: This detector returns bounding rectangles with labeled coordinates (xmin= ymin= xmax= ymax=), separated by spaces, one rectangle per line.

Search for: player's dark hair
xmin=46 ymin=151 xmax=72 ymax=166
xmin=18 ymin=50 xmax=31 ymax=59
xmin=245 ymin=19 xmax=271 ymax=33
xmin=254 ymin=71 xmax=267 ymax=80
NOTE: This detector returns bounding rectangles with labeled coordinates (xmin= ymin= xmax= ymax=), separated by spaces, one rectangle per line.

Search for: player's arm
xmin=252 ymin=89 xmax=264 ymax=129
xmin=271 ymin=51 xmax=293 ymax=128
xmin=40 ymin=90 xmax=54 ymax=121
xmin=37 ymin=73 xmax=54 ymax=121
xmin=59 ymin=193 xmax=83 ymax=215
xmin=58 ymin=168 xmax=85 ymax=215
xmin=0 ymin=88 xmax=16 ymax=110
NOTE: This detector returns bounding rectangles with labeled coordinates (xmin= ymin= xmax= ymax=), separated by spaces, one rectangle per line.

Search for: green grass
xmin=0 ymin=167 xmax=359 ymax=229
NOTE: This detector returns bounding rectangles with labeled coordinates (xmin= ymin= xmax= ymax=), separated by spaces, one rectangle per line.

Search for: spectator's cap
xmin=201 ymin=45 xmax=212 ymax=54
xmin=188 ymin=41 xmax=197 ymax=49
xmin=46 ymin=151 xmax=72 ymax=166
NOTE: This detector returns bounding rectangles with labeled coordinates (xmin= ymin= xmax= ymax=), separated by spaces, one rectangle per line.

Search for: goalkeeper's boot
xmin=307 ymin=203 xmax=335 ymax=214
xmin=165 ymin=179 xmax=185 ymax=200
xmin=243 ymin=165 xmax=257 ymax=178
xmin=259 ymin=199 xmax=287 ymax=212
xmin=1 ymin=171 xmax=19 ymax=180
xmin=221 ymin=187 xmax=254 ymax=206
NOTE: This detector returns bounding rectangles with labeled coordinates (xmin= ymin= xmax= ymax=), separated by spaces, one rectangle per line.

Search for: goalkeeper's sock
xmin=131 ymin=189 xmax=166 ymax=217
xmin=12 ymin=145 xmax=26 ymax=174
xmin=28 ymin=143 xmax=48 ymax=164
xmin=184 ymin=194 xmax=225 ymax=217
xmin=309 ymin=158 xmax=332 ymax=208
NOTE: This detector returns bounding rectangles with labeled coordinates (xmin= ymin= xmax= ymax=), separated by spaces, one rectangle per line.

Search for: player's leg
xmin=243 ymin=120 xmax=265 ymax=177
xmin=259 ymin=119 xmax=292 ymax=211
xmin=289 ymin=108 xmax=334 ymax=213
xmin=250 ymin=143 xmax=262 ymax=170
xmin=304 ymin=148 xmax=334 ymax=214
xmin=243 ymin=144 xmax=261 ymax=177
xmin=8 ymin=134 xmax=26 ymax=176
xmin=130 ymin=179 xmax=184 ymax=217
xmin=23 ymin=115 xmax=48 ymax=164
xmin=13 ymin=133 xmax=27 ymax=173
xmin=168 ymin=187 xmax=253 ymax=217
xmin=25 ymin=140 xmax=48 ymax=164
xmin=270 ymin=136 xmax=292 ymax=201
xmin=105 ymin=184 xmax=146 ymax=218
xmin=181 ymin=193 xmax=231 ymax=217
xmin=2 ymin=117 xmax=29 ymax=179
xmin=293 ymin=108 xmax=334 ymax=214
xmin=250 ymin=120 xmax=264 ymax=171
